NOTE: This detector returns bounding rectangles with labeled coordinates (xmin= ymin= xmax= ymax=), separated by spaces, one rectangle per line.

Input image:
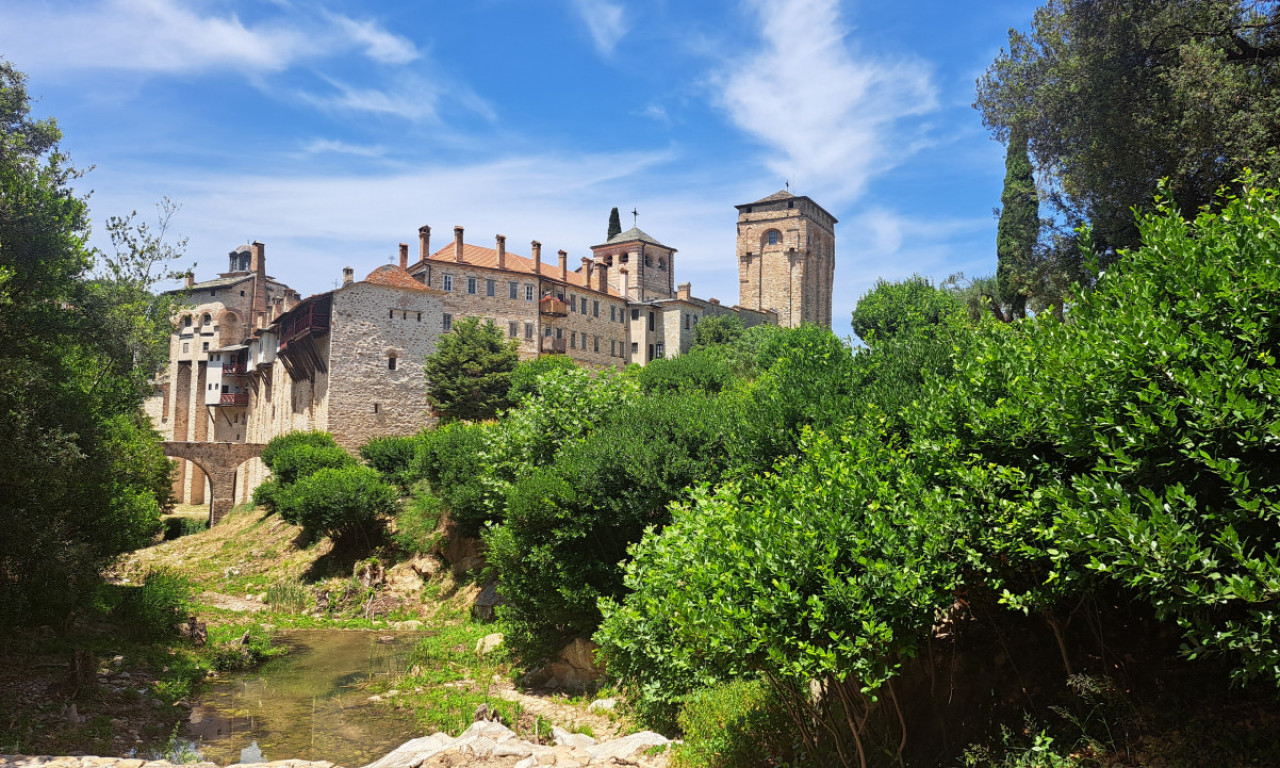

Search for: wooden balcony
xmin=539 ymin=298 xmax=568 ymax=317
xmin=218 ymin=393 xmax=249 ymax=406
xmin=223 ymin=361 xmax=247 ymax=375
xmin=540 ymin=337 xmax=567 ymax=354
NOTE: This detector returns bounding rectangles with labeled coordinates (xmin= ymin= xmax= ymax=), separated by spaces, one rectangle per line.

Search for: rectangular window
xmin=593 ymin=335 xmax=599 ymax=353
xmin=655 ymin=342 xmax=665 ymax=359
xmin=183 ymin=342 xmax=189 ymax=353
xmin=570 ymin=332 xmax=576 ymax=349
xmin=202 ymin=342 xmax=209 ymax=351
xmin=631 ymin=308 xmax=639 ymax=321
xmin=555 ymin=327 xmax=563 ymax=339
xmin=648 ymin=343 xmax=654 ymax=361
xmin=388 ymin=357 xmax=397 ymax=371
xmin=648 ymin=311 xmax=655 ymax=331
xmin=509 ymin=281 xmax=518 ymax=299
xmin=443 ymin=275 xmax=454 ymax=292
xmin=582 ymin=300 xmax=588 ymax=315
xmin=684 ymin=313 xmax=690 ymax=330
xmin=525 ymin=284 xmax=534 ymax=301
xmin=443 ymin=313 xmax=453 ymax=332
xmin=389 ymin=309 xmax=394 ymax=319
xmin=631 ymin=341 xmax=638 ymax=354
xmin=467 ymin=277 xmax=477 ymax=294
xmin=509 ymin=321 xmax=518 ymax=337
xmin=610 ymin=305 xmax=616 ymax=322
xmin=486 ymin=279 xmax=496 ymax=297
xmin=544 ymin=326 xmax=552 ymax=337
xmin=611 ymin=340 xmax=616 ymax=356
xmin=525 ymin=322 xmax=533 ymax=340
xmin=593 ymin=300 xmax=599 ymax=317
xmin=570 ymin=295 xmax=577 ymax=312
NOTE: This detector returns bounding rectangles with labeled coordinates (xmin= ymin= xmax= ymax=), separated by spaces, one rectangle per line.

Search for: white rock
xmin=474 ymin=633 xmax=504 ymax=655
xmin=359 ymin=734 xmax=452 ymax=768
xmin=585 ymin=731 xmax=670 ymax=761
xmin=552 ymin=727 xmax=596 ymax=749
xmin=587 ymin=698 xmax=617 ymax=713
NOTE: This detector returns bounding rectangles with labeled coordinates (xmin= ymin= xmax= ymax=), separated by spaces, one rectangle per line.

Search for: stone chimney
xmin=250 ymin=241 xmax=265 ymax=275
xmin=619 ymin=268 xmax=629 ymax=300
xmin=418 ymin=225 xmax=431 ymax=261
xmin=342 ymin=267 xmax=354 ymax=287
xmin=531 ymin=241 xmax=542 ymax=275
xmin=184 ymin=272 xmax=195 ymax=288
xmin=250 ymin=241 xmax=268 ymax=324
xmin=677 ymin=282 xmax=691 ymax=301
xmin=496 ymin=235 xmax=507 ymax=270
xmin=453 ymin=226 xmax=464 ymax=262
xmin=709 ymin=297 xmax=720 ymax=306
xmin=558 ymin=250 xmax=568 ymax=281
xmin=581 ymin=257 xmax=592 ymax=286
xmin=595 ymin=262 xmax=609 ymax=293
xmin=399 ymin=243 xmax=409 ymax=270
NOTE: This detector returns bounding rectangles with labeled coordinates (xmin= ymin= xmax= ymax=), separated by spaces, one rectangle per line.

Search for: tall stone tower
xmin=735 ymin=190 xmax=836 ymax=328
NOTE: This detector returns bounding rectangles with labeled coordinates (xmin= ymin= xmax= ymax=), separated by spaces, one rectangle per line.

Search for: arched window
xmin=183 ymin=316 xmax=192 ymax=327
xmin=767 ymin=230 xmax=780 ymax=246
xmin=203 ymin=313 xmax=212 ymax=325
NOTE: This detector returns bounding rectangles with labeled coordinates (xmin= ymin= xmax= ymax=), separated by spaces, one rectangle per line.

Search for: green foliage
xmin=414 ymin=422 xmax=493 ymax=534
xmin=635 ymin=348 xmax=736 ymax=396
xmin=114 ymin=568 xmax=193 ymax=640
xmin=975 ymin=0 xmax=1280 ymax=255
xmin=850 ymin=275 xmax=965 ymax=345
xmin=425 ymin=316 xmax=520 ymax=422
xmin=359 ymin=435 xmax=419 ymax=490
xmin=996 ymin=131 xmax=1040 ymax=319
xmin=608 ymin=206 xmax=622 ymax=241
xmin=276 ymin=465 xmax=398 ymax=539
xmin=601 ymin=182 xmax=1280 ymax=762
xmin=671 ymin=680 xmax=793 ymax=768
xmin=508 ymin=354 xmax=578 ymax=403
xmin=690 ymin=314 xmax=744 ymax=350
xmin=393 ymin=483 xmax=444 ymax=555
xmin=0 ymin=60 xmax=181 ymax=627
xmin=261 ymin=431 xmax=353 ymax=485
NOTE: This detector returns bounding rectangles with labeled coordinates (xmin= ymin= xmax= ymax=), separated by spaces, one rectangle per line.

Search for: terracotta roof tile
xmin=363 ymin=264 xmax=445 ymax=293
xmin=415 ymin=244 xmax=622 ymax=297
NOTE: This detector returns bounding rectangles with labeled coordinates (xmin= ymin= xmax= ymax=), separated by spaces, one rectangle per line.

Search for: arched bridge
xmin=162 ymin=442 xmax=266 ymax=525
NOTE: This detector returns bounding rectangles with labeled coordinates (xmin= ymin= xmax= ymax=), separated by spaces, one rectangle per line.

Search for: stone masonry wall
xmin=326 ymin=282 xmax=443 ymax=452
xmin=736 ymin=197 xmax=836 ymax=328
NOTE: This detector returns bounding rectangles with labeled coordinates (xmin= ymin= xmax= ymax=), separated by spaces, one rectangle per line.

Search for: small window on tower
xmin=388 ymin=357 xmax=397 ymax=371
xmin=768 ymin=230 xmax=780 ymax=246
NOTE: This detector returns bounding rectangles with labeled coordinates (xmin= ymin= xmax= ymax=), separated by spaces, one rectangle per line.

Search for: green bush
xmin=635 ymin=348 xmax=737 ymax=396
xmin=276 ymin=465 xmax=398 ymax=539
xmin=114 ymin=568 xmax=193 ymax=639
xmin=162 ymin=515 xmax=208 ymax=540
xmin=672 ymin=680 xmax=793 ymax=768
xmin=359 ymin=435 xmax=419 ymax=490
xmin=394 ymin=483 xmax=445 ymax=555
xmin=508 ymin=354 xmax=579 ymax=403
xmin=415 ymin=422 xmax=492 ymax=534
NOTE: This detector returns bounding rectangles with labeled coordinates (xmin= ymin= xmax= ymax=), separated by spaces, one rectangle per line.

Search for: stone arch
xmin=760 ymin=228 xmax=783 ymax=248
xmin=219 ymin=310 xmax=243 ymax=347
xmin=161 ymin=441 xmax=266 ymax=525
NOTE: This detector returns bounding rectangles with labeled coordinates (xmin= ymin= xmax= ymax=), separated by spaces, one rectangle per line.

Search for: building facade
xmin=153 ymin=192 xmax=836 ymax=516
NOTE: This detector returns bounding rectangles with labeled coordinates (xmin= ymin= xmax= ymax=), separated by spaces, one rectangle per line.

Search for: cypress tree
xmin=608 ymin=207 xmax=622 ymax=240
xmin=996 ymin=130 xmax=1039 ymax=320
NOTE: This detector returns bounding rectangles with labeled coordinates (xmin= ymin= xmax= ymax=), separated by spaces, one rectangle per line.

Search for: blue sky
xmin=2 ymin=0 xmax=1040 ymax=333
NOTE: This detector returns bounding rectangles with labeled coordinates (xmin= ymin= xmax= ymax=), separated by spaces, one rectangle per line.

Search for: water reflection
xmin=185 ymin=630 xmax=424 ymax=767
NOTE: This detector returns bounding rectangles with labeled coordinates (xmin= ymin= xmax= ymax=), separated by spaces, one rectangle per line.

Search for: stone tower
xmin=735 ymin=190 xmax=836 ymax=328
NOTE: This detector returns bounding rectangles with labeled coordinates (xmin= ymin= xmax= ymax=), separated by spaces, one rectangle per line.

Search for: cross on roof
xmin=631 ymin=207 xmax=639 ymax=227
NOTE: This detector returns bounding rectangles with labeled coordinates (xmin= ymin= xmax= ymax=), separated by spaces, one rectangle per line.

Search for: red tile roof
xmin=363 ymin=264 xmax=445 ymax=293
xmin=414 ymin=244 xmax=622 ymax=297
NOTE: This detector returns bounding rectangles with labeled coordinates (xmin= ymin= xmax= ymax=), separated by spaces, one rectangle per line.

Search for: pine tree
xmin=423 ymin=317 xmax=520 ymax=421
xmin=608 ymin=207 xmax=622 ymax=240
xmin=996 ymin=130 xmax=1039 ymax=320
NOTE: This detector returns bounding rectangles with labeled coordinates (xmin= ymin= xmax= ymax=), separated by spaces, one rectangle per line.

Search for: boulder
xmin=471 ymin=579 xmax=505 ymax=621
xmin=474 ymin=633 xmax=504 ymax=656
xmin=585 ymin=730 xmax=671 ymax=761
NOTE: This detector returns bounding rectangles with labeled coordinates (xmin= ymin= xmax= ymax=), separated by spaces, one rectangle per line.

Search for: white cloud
xmin=300 ymin=77 xmax=441 ymax=122
xmin=714 ymin=0 xmax=938 ymax=205
xmin=640 ymin=103 xmax=671 ymax=123
xmin=301 ymin=139 xmax=387 ymax=157
xmin=327 ymin=13 xmax=420 ymax=65
xmin=0 ymin=0 xmax=418 ymax=74
xmin=569 ymin=0 xmax=629 ymax=56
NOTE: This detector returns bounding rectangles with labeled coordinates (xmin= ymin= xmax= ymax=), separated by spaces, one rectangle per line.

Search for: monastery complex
xmin=147 ymin=190 xmax=837 ymax=521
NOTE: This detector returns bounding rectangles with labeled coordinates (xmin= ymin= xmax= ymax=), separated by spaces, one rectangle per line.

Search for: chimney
xmin=677 ymin=282 xmax=691 ymax=301
xmin=399 ymin=243 xmax=409 ymax=270
xmin=581 ymin=257 xmax=592 ymax=286
xmin=184 ymin=272 xmax=195 ymax=288
xmin=418 ymin=225 xmax=431 ymax=261
xmin=250 ymin=241 xmax=265 ymax=275
xmin=709 ymin=297 xmax=721 ymax=306
xmin=453 ymin=226 xmax=464 ymax=262
xmin=342 ymin=267 xmax=354 ymax=287
xmin=619 ymin=268 xmax=629 ymax=299
xmin=595 ymin=262 xmax=608 ymax=293
xmin=558 ymin=250 xmax=568 ymax=281
xmin=496 ymin=235 xmax=507 ymax=270
xmin=532 ymin=241 xmax=542 ymax=275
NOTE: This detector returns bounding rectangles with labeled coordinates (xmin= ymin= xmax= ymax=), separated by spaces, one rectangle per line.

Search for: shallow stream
xmin=184 ymin=630 xmax=424 ymax=767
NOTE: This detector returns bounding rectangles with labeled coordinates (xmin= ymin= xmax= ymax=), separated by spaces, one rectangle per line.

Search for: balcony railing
xmin=540 ymin=337 xmax=567 ymax=354
xmin=540 ymin=298 xmax=568 ymax=317
xmin=223 ymin=361 xmax=247 ymax=375
xmin=278 ymin=303 xmax=331 ymax=350
xmin=218 ymin=393 xmax=249 ymax=406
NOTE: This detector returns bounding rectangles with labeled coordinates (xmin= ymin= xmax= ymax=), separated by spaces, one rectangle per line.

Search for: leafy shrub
xmin=276 ymin=465 xmax=398 ymax=539
xmin=251 ymin=477 xmax=285 ymax=512
xmin=260 ymin=430 xmax=342 ymax=469
xmin=415 ymin=422 xmax=492 ymax=534
xmin=114 ymin=568 xmax=193 ymax=639
xmin=508 ymin=354 xmax=579 ymax=403
xmin=162 ymin=515 xmax=208 ymax=540
xmin=394 ymin=482 xmax=445 ymax=555
xmin=635 ymin=348 xmax=736 ymax=396
xmin=850 ymin=274 xmax=964 ymax=345
xmin=672 ymin=680 xmax=793 ymax=768
xmin=359 ymin=435 xmax=419 ymax=490
xmin=691 ymin=314 xmax=744 ymax=349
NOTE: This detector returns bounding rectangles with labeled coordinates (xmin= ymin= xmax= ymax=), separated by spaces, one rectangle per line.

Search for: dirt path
xmin=487 ymin=682 xmax=623 ymax=740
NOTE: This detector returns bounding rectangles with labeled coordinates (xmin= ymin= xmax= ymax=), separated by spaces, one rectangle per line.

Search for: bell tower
xmin=735 ymin=190 xmax=836 ymax=328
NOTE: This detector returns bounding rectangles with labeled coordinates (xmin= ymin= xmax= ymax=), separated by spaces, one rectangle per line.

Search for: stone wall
xmin=327 ymin=282 xmax=443 ymax=452
xmin=736 ymin=195 xmax=836 ymax=328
